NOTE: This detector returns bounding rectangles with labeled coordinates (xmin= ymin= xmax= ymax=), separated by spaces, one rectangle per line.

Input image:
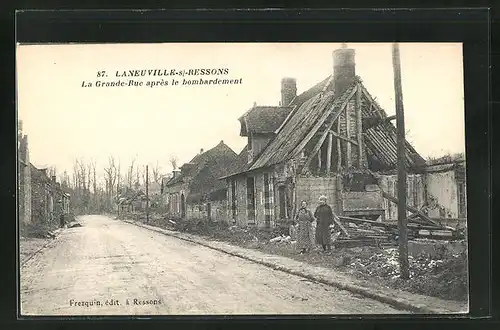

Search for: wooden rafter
xmin=336 ymin=120 xmax=342 ymax=171
xmin=363 ymin=115 xmax=397 ymax=131
xmin=291 ymin=86 xmax=358 ymax=160
xmin=301 ymin=86 xmax=358 ymax=172
xmin=355 ymin=85 xmax=364 ymax=167
xmin=326 ymin=132 xmax=333 ymax=175
xmin=345 ymin=99 xmax=352 ymax=168
xmin=328 ymin=130 xmax=359 ymax=146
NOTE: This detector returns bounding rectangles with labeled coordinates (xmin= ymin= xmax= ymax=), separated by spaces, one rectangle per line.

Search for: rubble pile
xmin=269 ymin=235 xmax=295 ymax=245
xmin=346 ymin=245 xmax=468 ymax=301
xmin=334 ymin=214 xmax=465 ymax=248
xmin=348 ymin=247 xmax=449 ymax=279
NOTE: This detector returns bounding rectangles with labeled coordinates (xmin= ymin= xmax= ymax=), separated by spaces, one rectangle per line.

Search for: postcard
xmin=17 ymin=42 xmax=468 ymax=316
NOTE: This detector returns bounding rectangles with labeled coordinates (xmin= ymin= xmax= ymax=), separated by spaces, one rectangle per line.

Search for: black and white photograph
xmin=17 ymin=42 xmax=468 ymax=316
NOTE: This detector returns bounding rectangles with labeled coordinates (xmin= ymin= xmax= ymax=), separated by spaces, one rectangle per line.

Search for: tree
xmin=169 ymin=155 xmax=178 ymax=171
xmin=48 ymin=166 xmax=57 ymax=178
xmin=152 ymin=161 xmax=162 ymax=184
xmin=127 ymin=158 xmax=136 ymax=188
xmin=104 ymin=156 xmax=118 ymax=209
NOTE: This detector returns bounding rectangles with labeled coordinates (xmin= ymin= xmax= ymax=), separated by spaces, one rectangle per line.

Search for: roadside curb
xmin=122 ymin=219 xmax=466 ymax=315
xmin=20 ymin=229 xmax=63 ymax=267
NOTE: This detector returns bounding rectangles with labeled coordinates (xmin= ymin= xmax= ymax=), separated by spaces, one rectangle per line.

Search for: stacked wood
xmin=333 ymin=214 xmax=464 ymax=248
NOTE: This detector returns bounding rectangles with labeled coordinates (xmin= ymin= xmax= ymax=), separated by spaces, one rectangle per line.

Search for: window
xmin=278 ymin=185 xmax=287 ymax=219
xmin=231 ymin=180 xmax=237 ymax=221
xmin=263 ymin=174 xmax=271 ymax=228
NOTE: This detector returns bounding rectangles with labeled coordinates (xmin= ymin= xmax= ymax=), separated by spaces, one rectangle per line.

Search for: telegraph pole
xmin=146 ymin=165 xmax=149 ymax=223
xmin=392 ymin=43 xmax=410 ymax=280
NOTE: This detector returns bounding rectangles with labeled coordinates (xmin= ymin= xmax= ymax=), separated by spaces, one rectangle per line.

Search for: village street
xmin=20 ymin=215 xmax=406 ymax=315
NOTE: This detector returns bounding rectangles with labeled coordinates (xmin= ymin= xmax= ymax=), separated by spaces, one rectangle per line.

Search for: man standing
xmin=314 ymin=195 xmax=334 ymax=252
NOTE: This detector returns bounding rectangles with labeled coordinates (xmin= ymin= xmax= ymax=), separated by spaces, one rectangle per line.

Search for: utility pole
xmin=146 ymin=165 xmax=149 ymax=223
xmin=392 ymin=42 xmax=410 ymax=280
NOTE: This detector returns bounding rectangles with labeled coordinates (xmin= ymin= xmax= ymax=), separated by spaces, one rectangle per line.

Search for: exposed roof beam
xmin=363 ymin=115 xmax=396 ymax=130
xmin=301 ymin=87 xmax=358 ymax=172
xmin=292 ymin=85 xmax=358 ymax=161
xmin=328 ymin=130 xmax=359 ymax=146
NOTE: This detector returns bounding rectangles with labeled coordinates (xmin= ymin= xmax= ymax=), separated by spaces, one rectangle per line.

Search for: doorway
xmin=246 ymin=177 xmax=256 ymax=224
xmin=180 ymin=193 xmax=186 ymax=218
xmin=207 ymin=202 xmax=212 ymax=220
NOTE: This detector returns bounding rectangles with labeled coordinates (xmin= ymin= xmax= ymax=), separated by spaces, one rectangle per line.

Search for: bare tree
xmin=152 ymin=161 xmax=162 ymax=184
xmin=104 ymin=156 xmax=118 ymax=209
xmin=60 ymin=170 xmax=71 ymax=189
xmin=77 ymin=159 xmax=87 ymax=192
xmin=127 ymin=158 xmax=136 ymax=188
xmin=169 ymin=155 xmax=178 ymax=171
xmin=135 ymin=165 xmax=141 ymax=189
xmin=47 ymin=166 xmax=57 ymax=178
xmin=90 ymin=160 xmax=97 ymax=211
xmin=116 ymin=160 xmax=121 ymax=197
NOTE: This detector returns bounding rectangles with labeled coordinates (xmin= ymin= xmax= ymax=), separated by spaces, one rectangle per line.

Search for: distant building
xmin=164 ymin=141 xmax=238 ymax=221
xmin=30 ymin=165 xmax=70 ymax=228
xmin=18 ymin=125 xmax=31 ymax=229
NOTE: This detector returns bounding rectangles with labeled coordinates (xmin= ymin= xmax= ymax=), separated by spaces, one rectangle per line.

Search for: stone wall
xmin=426 ymin=171 xmax=459 ymax=218
xmin=296 ymin=176 xmax=339 ymax=214
xmin=186 ymin=200 xmax=227 ymax=223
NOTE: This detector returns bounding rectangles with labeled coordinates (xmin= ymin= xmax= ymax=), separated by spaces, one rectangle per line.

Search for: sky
xmin=17 ymin=42 xmax=465 ymax=181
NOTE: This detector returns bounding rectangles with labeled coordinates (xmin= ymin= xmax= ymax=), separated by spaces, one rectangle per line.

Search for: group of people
xmin=294 ymin=195 xmax=339 ymax=254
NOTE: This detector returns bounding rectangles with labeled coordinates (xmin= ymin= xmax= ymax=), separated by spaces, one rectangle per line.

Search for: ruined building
xmin=221 ymin=46 xmax=466 ymax=229
xmin=164 ymin=141 xmax=238 ymax=221
xmin=18 ymin=121 xmax=32 ymax=229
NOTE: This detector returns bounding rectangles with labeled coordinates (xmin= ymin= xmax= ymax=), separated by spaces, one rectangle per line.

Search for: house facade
xmin=30 ymin=165 xmax=70 ymax=228
xmin=18 ymin=125 xmax=32 ymax=228
xmin=164 ymin=141 xmax=238 ymax=222
xmin=222 ymin=46 xmax=467 ymax=229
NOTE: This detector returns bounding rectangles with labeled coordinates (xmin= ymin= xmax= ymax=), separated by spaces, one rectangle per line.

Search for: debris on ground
xmin=270 ymin=235 xmax=293 ymax=244
xmin=67 ymin=222 xmax=82 ymax=228
xmin=345 ymin=246 xmax=468 ymax=301
xmin=128 ymin=213 xmax=468 ymax=303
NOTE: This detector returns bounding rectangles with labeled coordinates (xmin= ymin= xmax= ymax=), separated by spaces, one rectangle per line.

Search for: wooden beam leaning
xmin=381 ymin=190 xmax=440 ymax=227
xmin=318 ymin=146 xmax=322 ymax=171
xmin=326 ymin=131 xmax=333 ymax=175
xmin=337 ymin=120 xmax=342 ymax=171
xmin=328 ymin=130 xmax=359 ymax=146
xmin=302 ymin=86 xmax=358 ymax=172
xmin=355 ymin=84 xmax=364 ymax=167
xmin=345 ymin=100 xmax=352 ymax=169
xmin=292 ymin=86 xmax=358 ymax=160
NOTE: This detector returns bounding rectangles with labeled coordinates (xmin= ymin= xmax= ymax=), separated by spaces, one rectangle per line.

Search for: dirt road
xmin=20 ymin=215 xmax=406 ymax=315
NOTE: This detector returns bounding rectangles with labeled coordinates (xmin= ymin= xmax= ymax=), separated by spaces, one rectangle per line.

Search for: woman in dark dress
xmin=314 ymin=195 xmax=334 ymax=252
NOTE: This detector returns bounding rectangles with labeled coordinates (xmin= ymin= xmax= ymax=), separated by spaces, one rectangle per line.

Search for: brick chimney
xmin=333 ymin=45 xmax=356 ymax=97
xmin=280 ymin=77 xmax=297 ymax=106
xmin=200 ymin=148 xmax=204 ymax=154
xmin=51 ymin=175 xmax=56 ymax=182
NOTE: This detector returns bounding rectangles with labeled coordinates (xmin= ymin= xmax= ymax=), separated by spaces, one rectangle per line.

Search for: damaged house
xmin=222 ymin=45 xmax=467 ymax=229
xmin=164 ymin=141 xmax=238 ymax=221
xmin=30 ymin=165 xmax=70 ymax=227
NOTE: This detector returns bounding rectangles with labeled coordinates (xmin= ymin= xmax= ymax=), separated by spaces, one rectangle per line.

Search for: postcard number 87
xmin=97 ymin=71 xmax=106 ymax=77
